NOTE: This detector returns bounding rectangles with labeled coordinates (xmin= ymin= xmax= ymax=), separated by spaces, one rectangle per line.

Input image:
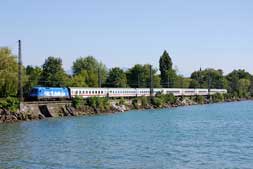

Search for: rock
xmin=112 ymin=104 xmax=127 ymax=112
xmin=11 ymin=115 xmax=18 ymax=121
xmin=38 ymin=114 xmax=45 ymax=119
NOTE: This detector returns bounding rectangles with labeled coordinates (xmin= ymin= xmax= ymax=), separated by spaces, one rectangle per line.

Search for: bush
xmin=119 ymin=97 xmax=125 ymax=105
xmin=0 ymin=97 xmax=20 ymax=112
xmin=196 ymin=95 xmax=205 ymax=104
xmin=140 ymin=96 xmax=149 ymax=107
xmin=155 ymin=94 xmax=176 ymax=105
xmin=132 ymin=98 xmax=139 ymax=109
xmin=97 ymin=97 xmax=110 ymax=111
xmin=72 ymin=96 xmax=86 ymax=109
xmin=212 ymin=93 xmax=224 ymax=103
xmin=87 ymin=97 xmax=97 ymax=108
xmin=87 ymin=97 xmax=109 ymax=111
xmin=151 ymin=97 xmax=163 ymax=107
xmin=163 ymin=94 xmax=176 ymax=104
xmin=223 ymin=93 xmax=233 ymax=100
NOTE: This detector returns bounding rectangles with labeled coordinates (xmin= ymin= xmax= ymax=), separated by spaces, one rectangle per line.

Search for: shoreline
xmin=0 ymin=97 xmax=251 ymax=124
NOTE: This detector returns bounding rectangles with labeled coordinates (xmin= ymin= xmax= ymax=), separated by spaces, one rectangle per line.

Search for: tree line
xmin=0 ymin=47 xmax=253 ymax=98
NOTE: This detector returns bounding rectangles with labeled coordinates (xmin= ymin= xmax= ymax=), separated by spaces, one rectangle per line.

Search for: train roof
xmin=32 ymin=86 xmax=68 ymax=89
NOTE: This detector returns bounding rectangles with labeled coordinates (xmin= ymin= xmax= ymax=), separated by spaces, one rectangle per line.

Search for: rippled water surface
xmin=1 ymin=101 xmax=253 ymax=169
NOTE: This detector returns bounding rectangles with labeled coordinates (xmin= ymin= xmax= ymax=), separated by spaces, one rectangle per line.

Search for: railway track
xmin=23 ymin=100 xmax=72 ymax=105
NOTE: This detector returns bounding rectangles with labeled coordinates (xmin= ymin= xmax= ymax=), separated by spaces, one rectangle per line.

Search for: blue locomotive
xmin=29 ymin=87 xmax=70 ymax=100
xmin=29 ymin=86 xmax=227 ymax=101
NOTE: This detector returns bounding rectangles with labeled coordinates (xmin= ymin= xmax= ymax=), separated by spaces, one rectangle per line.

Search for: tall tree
xmin=126 ymin=64 xmax=161 ymax=88
xmin=175 ymin=76 xmax=191 ymax=88
xmin=190 ymin=68 xmax=228 ymax=89
xmin=238 ymin=79 xmax=250 ymax=97
xmin=0 ymin=48 xmax=19 ymax=97
xmin=40 ymin=56 xmax=68 ymax=87
xmin=250 ymin=77 xmax=253 ymax=97
xmin=68 ymin=70 xmax=88 ymax=87
xmin=72 ymin=56 xmax=107 ymax=87
xmin=159 ymin=50 xmax=175 ymax=87
xmin=226 ymin=69 xmax=252 ymax=96
xmin=24 ymin=65 xmax=42 ymax=96
xmin=106 ymin=67 xmax=127 ymax=87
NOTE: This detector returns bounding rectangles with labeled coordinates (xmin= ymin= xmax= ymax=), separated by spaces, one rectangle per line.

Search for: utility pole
xmin=137 ymin=73 xmax=140 ymax=88
xmin=208 ymin=71 xmax=211 ymax=98
xmin=149 ymin=65 xmax=153 ymax=97
xmin=18 ymin=40 xmax=23 ymax=102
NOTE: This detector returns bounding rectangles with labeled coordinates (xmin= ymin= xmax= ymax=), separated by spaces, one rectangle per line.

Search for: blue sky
xmin=1 ymin=0 xmax=253 ymax=76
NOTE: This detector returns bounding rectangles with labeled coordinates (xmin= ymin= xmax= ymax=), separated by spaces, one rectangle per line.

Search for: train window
xmin=92 ymin=91 xmax=94 ymax=94
xmin=95 ymin=91 xmax=97 ymax=94
xmin=101 ymin=91 xmax=103 ymax=94
xmin=86 ymin=91 xmax=88 ymax=94
xmin=89 ymin=91 xmax=91 ymax=94
xmin=75 ymin=91 xmax=78 ymax=95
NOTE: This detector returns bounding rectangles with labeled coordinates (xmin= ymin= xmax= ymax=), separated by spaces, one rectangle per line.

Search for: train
xmin=29 ymin=86 xmax=227 ymax=100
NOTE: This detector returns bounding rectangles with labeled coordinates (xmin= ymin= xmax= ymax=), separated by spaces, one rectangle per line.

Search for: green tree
xmin=40 ymin=56 xmax=68 ymax=87
xmin=68 ymin=70 xmax=88 ymax=87
xmin=126 ymin=64 xmax=161 ymax=88
xmin=190 ymin=68 xmax=228 ymax=89
xmin=24 ymin=65 xmax=42 ymax=96
xmin=226 ymin=69 xmax=252 ymax=96
xmin=0 ymin=48 xmax=19 ymax=97
xmin=175 ymin=76 xmax=192 ymax=88
xmin=250 ymin=77 xmax=253 ymax=97
xmin=238 ymin=79 xmax=250 ymax=97
xmin=189 ymin=79 xmax=200 ymax=88
xmin=159 ymin=50 xmax=175 ymax=87
xmin=72 ymin=56 xmax=107 ymax=87
xmin=106 ymin=67 xmax=127 ymax=87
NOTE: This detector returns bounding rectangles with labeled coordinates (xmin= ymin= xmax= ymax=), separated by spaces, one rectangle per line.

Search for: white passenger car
xmin=69 ymin=87 xmax=227 ymax=98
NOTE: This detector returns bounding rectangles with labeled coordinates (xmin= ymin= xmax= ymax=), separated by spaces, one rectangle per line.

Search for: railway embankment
xmin=0 ymin=94 xmax=249 ymax=123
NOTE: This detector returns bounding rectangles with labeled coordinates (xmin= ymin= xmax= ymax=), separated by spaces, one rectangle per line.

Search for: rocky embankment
xmin=0 ymin=97 xmax=249 ymax=123
xmin=0 ymin=103 xmax=124 ymax=123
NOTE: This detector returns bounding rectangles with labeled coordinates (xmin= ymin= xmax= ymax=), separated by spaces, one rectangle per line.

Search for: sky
xmin=0 ymin=0 xmax=253 ymax=76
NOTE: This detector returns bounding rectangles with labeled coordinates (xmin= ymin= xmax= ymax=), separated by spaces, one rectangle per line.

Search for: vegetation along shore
xmin=1 ymin=47 xmax=253 ymax=123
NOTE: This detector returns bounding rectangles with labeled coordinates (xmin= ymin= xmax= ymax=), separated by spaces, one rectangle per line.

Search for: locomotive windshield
xmin=30 ymin=88 xmax=38 ymax=94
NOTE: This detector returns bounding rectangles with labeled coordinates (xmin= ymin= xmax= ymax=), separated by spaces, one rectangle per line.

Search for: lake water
xmin=1 ymin=101 xmax=253 ymax=169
